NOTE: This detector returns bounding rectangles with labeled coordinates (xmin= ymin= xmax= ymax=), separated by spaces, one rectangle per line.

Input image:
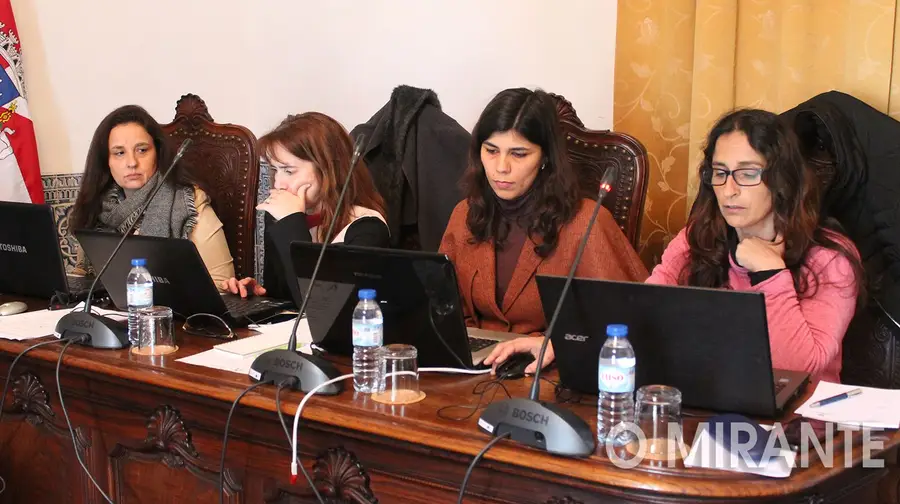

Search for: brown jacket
xmin=439 ymin=199 xmax=649 ymax=336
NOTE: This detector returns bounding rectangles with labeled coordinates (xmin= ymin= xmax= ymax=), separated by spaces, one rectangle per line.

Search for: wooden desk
xmin=0 ymin=296 xmax=898 ymax=504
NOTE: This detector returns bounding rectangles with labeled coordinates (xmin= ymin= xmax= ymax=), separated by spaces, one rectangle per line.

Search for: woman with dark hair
xmin=221 ymin=112 xmax=388 ymax=300
xmin=71 ymin=104 xmax=234 ymax=286
xmin=443 ymin=88 xmax=648 ymax=374
xmin=488 ymin=108 xmax=864 ymax=382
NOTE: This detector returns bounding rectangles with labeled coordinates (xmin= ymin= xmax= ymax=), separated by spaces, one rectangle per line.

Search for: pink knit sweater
xmin=647 ymin=229 xmax=859 ymax=383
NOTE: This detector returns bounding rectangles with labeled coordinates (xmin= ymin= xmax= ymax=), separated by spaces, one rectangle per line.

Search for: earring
xmin=540 ymin=163 xmax=546 ymax=171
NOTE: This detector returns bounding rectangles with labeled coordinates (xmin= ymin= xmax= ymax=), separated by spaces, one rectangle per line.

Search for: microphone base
xmin=478 ymin=398 xmax=596 ymax=457
xmin=249 ymin=349 xmax=344 ymax=395
xmin=55 ymin=311 xmax=129 ymax=349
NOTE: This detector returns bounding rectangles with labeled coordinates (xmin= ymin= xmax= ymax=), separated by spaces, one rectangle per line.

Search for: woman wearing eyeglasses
xmin=486 ymin=108 xmax=864 ymax=384
xmin=643 ymin=108 xmax=864 ymax=383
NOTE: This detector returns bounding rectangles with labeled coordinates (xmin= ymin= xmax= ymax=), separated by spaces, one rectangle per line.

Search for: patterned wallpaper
xmin=615 ymin=0 xmax=900 ymax=265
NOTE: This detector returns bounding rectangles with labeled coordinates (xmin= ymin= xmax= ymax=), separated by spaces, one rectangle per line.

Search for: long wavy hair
xmin=685 ymin=108 xmax=865 ymax=301
xmin=258 ymin=112 xmax=386 ymax=241
xmin=70 ymin=105 xmax=199 ymax=231
xmin=463 ymin=88 xmax=579 ymax=257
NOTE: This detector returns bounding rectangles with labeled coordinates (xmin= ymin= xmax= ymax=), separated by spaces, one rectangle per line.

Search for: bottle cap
xmin=358 ymin=289 xmax=376 ymax=300
xmin=606 ymin=324 xmax=628 ymax=337
xmin=131 ymin=258 xmax=146 ymax=267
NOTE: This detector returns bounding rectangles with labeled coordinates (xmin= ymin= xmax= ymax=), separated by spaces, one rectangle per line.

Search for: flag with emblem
xmin=0 ymin=0 xmax=42 ymax=204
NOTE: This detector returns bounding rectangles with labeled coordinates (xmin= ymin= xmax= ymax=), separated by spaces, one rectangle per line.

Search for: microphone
xmin=248 ymin=134 xmax=368 ymax=394
xmin=55 ymin=139 xmax=193 ymax=349
xmin=477 ymin=166 xmax=619 ymax=457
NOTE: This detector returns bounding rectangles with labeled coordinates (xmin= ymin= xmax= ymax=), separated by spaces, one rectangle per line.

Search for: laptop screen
xmin=0 ymin=202 xmax=69 ymax=298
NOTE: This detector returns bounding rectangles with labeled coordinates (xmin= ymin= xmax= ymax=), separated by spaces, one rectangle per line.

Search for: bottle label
xmin=352 ymin=319 xmax=383 ymax=347
xmin=127 ymin=284 xmax=153 ymax=307
xmin=598 ymin=358 xmax=635 ymax=394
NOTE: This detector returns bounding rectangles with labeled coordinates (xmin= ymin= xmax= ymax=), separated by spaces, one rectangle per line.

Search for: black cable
xmin=275 ymin=379 xmax=324 ymax=504
xmin=219 ymin=380 xmax=271 ymax=504
xmin=0 ymin=339 xmax=61 ymax=425
xmin=457 ymin=432 xmax=511 ymax=504
xmin=55 ymin=336 xmax=115 ymax=504
xmin=437 ymin=377 xmax=512 ymax=422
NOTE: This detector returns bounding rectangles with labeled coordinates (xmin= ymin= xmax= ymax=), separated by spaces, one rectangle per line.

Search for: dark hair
xmin=462 ymin=88 xmax=579 ymax=257
xmin=258 ymin=112 xmax=386 ymax=241
xmin=70 ymin=105 xmax=197 ymax=231
xmin=686 ymin=108 xmax=865 ymax=302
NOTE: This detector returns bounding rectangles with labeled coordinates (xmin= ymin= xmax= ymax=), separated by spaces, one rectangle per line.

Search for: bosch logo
xmin=512 ymin=408 xmax=549 ymax=426
xmin=274 ymin=358 xmax=303 ymax=371
xmin=72 ymin=319 xmax=94 ymax=329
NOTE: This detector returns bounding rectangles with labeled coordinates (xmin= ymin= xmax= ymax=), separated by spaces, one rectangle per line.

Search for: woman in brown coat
xmin=439 ymin=88 xmax=648 ymax=373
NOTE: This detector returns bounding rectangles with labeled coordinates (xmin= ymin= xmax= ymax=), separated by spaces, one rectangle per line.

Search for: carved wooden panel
xmin=842 ymin=302 xmax=900 ymax=389
xmin=0 ymin=372 xmax=91 ymax=504
xmin=545 ymin=497 xmax=585 ymax=504
xmin=109 ymin=405 xmax=242 ymax=504
xmin=263 ymin=447 xmax=377 ymax=504
xmin=162 ymin=94 xmax=260 ymax=279
xmin=550 ymin=93 xmax=649 ymax=250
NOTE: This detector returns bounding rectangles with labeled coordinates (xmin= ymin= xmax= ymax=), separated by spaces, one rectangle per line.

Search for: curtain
xmin=615 ymin=0 xmax=900 ymax=265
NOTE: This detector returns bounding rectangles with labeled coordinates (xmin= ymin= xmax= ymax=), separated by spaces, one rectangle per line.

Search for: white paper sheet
xmin=0 ymin=305 xmax=126 ymax=341
xmin=793 ymin=381 xmax=900 ymax=429
xmin=684 ymin=424 xmax=796 ymax=478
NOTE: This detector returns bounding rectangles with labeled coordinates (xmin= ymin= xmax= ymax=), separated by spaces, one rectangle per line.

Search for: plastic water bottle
xmin=126 ymin=258 xmax=153 ymax=346
xmin=351 ymin=289 xmax=384 ymax=393
xmin=597 ymin=324 xmax=636 ymax=447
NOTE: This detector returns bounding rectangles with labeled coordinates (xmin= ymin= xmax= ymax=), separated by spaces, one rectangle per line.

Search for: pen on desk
xmin=809 ymin=388 xmax=862 ymax=408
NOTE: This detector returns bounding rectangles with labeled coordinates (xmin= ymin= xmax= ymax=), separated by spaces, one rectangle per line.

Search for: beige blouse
xmin=74 ymin=186 xmax=235 ymax=289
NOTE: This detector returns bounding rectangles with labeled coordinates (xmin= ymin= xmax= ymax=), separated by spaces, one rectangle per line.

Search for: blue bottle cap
xmin=358 ymin=289 xmax=376 ymax=300
xmin=131 ymin=258 xmax=146 ymax=267
xmin=606 ymin=324 xmax=628 ymax=337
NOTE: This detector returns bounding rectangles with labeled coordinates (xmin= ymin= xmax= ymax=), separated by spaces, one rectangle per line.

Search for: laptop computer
xmin=75 ymin=230 xmax=292 ymax=329
xmin=535 ymin=275 xmax=809 ymax=418
xmin=0 ymin=202 xmax=98 ymax=299
xmin=288 ymin=242 xmax=517 ymax=368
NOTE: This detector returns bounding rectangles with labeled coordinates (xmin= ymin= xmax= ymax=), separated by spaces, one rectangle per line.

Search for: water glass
xmin=131 ymin=306 xmax=177 ymax=356
xmin=371 ymin=344 xmax=425 ymax=405
xmin=632 ymin=385 xmax=684 ymax=461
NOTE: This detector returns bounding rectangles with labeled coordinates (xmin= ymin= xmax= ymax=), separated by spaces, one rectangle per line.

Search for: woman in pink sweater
xmin=485 ymin=109 xmax=864 ymax=383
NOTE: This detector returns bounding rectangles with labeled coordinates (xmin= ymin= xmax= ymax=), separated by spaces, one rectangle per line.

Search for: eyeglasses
xmin=183 ymin=313 xmax=235 ymax=339
xmin=702 ymin=167 xmax=764 ymax=187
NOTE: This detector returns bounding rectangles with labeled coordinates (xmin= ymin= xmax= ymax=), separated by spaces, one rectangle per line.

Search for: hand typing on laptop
xmin=483 ymin=336 xmax=554 ymax=376
xmin=221 ymin=277 xmax=267 ymax=298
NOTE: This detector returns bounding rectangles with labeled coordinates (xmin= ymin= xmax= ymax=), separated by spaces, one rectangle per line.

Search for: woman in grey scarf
xmin=70 ymin=105 xmax=234 ymax=286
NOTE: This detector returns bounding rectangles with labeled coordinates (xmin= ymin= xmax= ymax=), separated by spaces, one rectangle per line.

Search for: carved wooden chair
xmin=162 ymin=94 xmax=260 ymax=279
xmin=792 ymin=110 xmax=900 ymax=389
xmin=550 ymin=94 xmax=649 ymax=250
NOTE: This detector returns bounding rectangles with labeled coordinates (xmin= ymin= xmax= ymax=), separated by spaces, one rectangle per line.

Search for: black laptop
xmin=0 ymin=202 xmax=98 ymax=299
xmin=75 ymin=230 xmax=292 ymax=329
xmin=535 ymin=275 xmax=809 ymax=418
xmin=288 ymin=242 xmax=517 ymax=368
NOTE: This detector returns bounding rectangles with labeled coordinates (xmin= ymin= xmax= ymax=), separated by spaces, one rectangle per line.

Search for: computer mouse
xmin=0 ymin=301 xmax=28 ymax=316
xmin=496 ymin=353 xmax=536 ymax=380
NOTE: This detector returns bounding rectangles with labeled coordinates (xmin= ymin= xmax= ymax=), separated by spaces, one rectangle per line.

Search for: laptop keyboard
xmin=223 ymin=295 xmax=289 ymax=318
xmin=468 ymin=336 xmax=497 ymax=352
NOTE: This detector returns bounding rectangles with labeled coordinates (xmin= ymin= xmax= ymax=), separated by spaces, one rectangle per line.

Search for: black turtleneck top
xmin=494 ymin=185 xmax=536 ymax=306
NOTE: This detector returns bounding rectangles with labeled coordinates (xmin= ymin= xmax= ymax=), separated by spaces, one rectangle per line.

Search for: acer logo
xmin=564 ymin=333 xmax=588 ymax=342
xmin=512 ymin=408 xmax=549 ymax=426
xmin=274 ymin=358 xmax=303 ymax=371
xmin=151 ymin=276 xmax=171 ymax=285
xmin=0 ymin=243 xmax=26 ymax=253
xmin=72 ymin=319 xmax=94 ymax=329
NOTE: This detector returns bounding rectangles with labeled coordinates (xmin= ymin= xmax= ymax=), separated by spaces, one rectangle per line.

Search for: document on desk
xmin=176 ymin=318 xmax=312 ymax=375
xmin=684 ymin=424 xmax=796 ymax=478
xmin=794 ymin=381 xmax=900 ymax=429
xmin=0 ymin=306 xmax=126 ymax=341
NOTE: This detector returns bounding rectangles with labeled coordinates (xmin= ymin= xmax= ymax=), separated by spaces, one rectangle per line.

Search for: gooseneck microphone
xmin=55 ymin=139 xmax=193 ymax=349
xmin=477 ymin=166 xmax=619 ymax=457
xmin=248 ymin=134 xmax=369 ymax=394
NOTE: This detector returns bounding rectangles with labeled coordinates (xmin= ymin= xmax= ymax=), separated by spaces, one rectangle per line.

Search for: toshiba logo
xmin=564 ymin=334 xmax=589 ymax=342
xmin=151 ymin=276 xmax=171 ymax=285
xmin=0 ymin=243 xmax=27 ymax=253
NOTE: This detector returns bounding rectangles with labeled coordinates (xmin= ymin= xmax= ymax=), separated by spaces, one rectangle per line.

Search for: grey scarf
xmin=97 ymin=172 xmax=198 ymax=239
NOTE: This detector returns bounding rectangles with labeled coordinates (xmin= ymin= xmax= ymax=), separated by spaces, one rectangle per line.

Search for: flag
xmin=0 ymin=0 xmax=41 ymax=204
